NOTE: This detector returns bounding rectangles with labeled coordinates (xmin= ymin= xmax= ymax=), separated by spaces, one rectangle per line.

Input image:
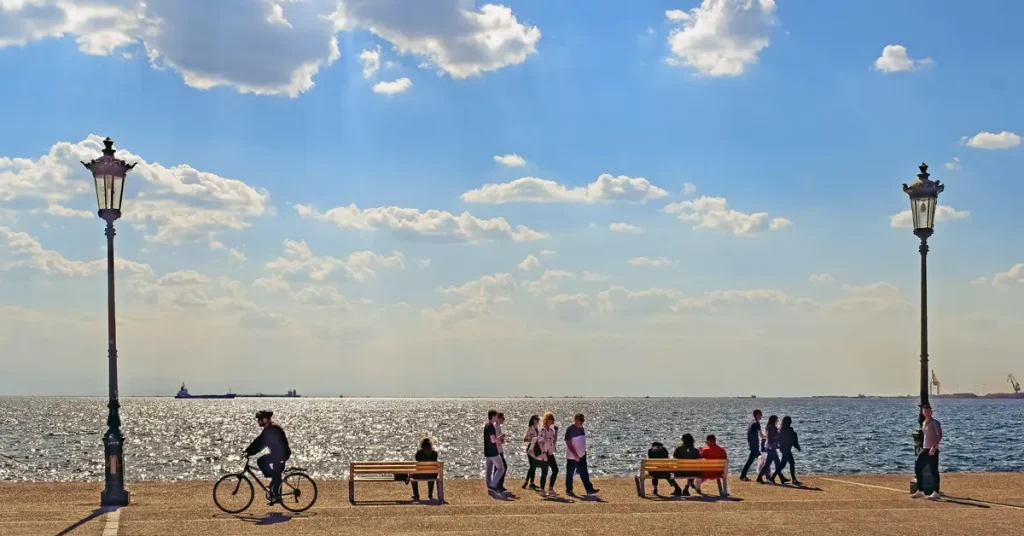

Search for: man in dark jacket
xmin=647 ymin=442 xmax=682 ymax=496
xmin=739 ymin=409 xmax=763 ymax=481
xmin=672 ymin=433 xmax=701 ymax=496
xmin=245 ymin=410 xmax=291 ymax=505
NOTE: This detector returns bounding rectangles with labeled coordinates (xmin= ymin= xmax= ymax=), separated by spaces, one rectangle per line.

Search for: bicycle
xmin=213 ymin=455 xmax=318 ymax=513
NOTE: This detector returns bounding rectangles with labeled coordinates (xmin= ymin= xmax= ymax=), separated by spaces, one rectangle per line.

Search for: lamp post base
xmin=910 ymin=427 xmax=924 ymax=494
xmin=101 ymin=487 xmax=130 ymax=507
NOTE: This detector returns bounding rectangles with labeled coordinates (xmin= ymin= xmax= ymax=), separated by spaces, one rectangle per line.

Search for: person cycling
xmin=245 ymin=410 xmax=291 ymax=505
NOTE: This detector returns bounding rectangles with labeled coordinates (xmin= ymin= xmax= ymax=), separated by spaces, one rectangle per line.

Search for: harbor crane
xmin=1009 ymin=374 xmax=1021 ymax=397
xmin=931 ymin=370 xmax=940 ymax=396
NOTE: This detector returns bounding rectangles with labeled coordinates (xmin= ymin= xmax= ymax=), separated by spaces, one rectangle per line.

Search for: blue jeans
xmin=257 ymin=455 xmax=285 ymax=496
xmin=565 ymin=455 xmax=595 ymax=494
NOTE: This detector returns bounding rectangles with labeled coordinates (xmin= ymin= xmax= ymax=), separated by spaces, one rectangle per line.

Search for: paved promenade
xmin=3 ymin=473 xmax=1024 ymax=536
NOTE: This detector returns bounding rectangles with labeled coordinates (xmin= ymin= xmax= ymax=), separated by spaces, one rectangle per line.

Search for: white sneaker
xmin=911 ymin=491 xmax=925 ymax=499
xmin=928 ymin=492 xmax=941 ymax=500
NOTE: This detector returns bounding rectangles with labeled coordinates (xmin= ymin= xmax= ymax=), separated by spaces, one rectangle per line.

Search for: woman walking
xmin=757 ymin=415 xmax=785 ymax=484
xmin=774 ymin=416 xmax=801 ymax=485
xmin=522 ymin=415 xmax=542 ymax=489
xmin=537 ymin=412 xmax=560 ymax=497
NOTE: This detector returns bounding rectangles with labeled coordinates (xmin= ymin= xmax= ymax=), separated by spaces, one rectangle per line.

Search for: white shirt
xmin=495 ymin=422 xmax=505 ymax=453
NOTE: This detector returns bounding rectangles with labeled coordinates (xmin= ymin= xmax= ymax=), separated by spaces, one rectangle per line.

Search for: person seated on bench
xmin=647 ymin=441 xmax=682 ymax=496
xmin=696 ymin=434 xmax=728 ymax=493
xmin=412 ymin=437 xmax=439 ymax=501
xmin=672 ymin=433 xmax=700 ymax=496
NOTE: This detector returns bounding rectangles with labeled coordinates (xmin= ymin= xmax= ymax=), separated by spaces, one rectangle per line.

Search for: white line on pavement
xmin=102 ymin=507 xmax=121 ymax=536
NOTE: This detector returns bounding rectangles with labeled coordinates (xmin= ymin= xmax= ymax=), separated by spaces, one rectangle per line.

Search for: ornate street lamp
xmin=82 ymin=137 xmax=135 ymax=506
xmin=902 ymin=162 xmax=943 ymax=491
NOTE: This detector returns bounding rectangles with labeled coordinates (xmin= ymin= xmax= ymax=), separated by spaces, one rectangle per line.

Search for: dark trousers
xmin=497 ymin=453 xmax=508 ymax=489
xmin=775 ymin=448 xmax=796 ymax=480
xmin=915 ymin=449 xmax=940 ymax=493
xmin=257 ymin=455 xmax=285 ymax=496
xmin=540 ymin=457 xmax=558 ymax=488
xmin=525 ymin=456 xmax=541 ymax=485
xmin=740 ymin=449 xmax=760 ymax=479
xmin=652 ymin=472 xmax=680 ymax=493
xmin=565 ymin=455 xmax=595 ymax=494
xmin=758 ymin=449 xmax=781 ymax=480
xmin=411 ymin=479 xmax=435 ymax=499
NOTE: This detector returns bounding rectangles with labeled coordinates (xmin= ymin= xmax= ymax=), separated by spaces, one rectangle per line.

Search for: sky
xmin=0 ymin=0 xmax=1022 ymax=397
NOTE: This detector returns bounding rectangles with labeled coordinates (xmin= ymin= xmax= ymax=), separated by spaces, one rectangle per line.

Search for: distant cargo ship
xmin=175 ymin=383 xmax=236 ymax=399
xmin=237 ymin=389 xmax=300 ymax=398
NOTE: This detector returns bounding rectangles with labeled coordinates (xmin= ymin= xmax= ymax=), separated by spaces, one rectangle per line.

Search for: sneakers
xmin=928 ymin=492 xmax=941 ymax=500
xmin=586 ymin=488 xmax=600 ymax=495
xmin=911 ymin=491 xmax=925 ymax=499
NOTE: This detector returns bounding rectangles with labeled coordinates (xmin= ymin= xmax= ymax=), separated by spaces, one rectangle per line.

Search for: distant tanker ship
xmin=175 ymin=383 xmax=236 ymax=399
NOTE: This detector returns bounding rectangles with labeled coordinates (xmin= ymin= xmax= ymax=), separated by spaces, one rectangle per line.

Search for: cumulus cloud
xmin=664 ymin=195 xmax=790 ymax=235
xmin=809 ymin=273 xmax=834 ymax=284
xmin=609 ymin=222 xmax=644 ymax=234
xmin=262 ymin=239 xmax=405 ymax=284
xmin=358 ymin=45 xmax=382 ymax=78
xmin=888 ymin=205 xmax=970 ymax=228
xmin=873 ymin=45 xmax=934 ymax=73
xmin=628 ymin=257 xmax=678 ymax=268
xmin=0 ymin=225 xmax=152 ymax=278
xmin=423 ymin=273 xmax=516 ymax=326
xmin=494 ymin=154 xmax=526 ymax=167
xmin=975 ymin=263 xmax=1024 ymax=288
xmin=665 ymin=0 xmax=777 ymax=77
xmin=944 ymin=157 xmax=961 ymax=170
xmin=461 ymin=174 xmax=668 ymax=204
xmin=518 ymin=254 xmax=539 ymax=271
xmin=524 ymin=269 xmax=576 ymax=296
xmin=962 ymin=131 xmax=1021 ymax=150
xmin=294 ymin=203 xmax=545 ymax=243
xmin=547 ymin=293 xmax=593 ymax=323
xmin=583 ymin=271 xmax=609 ymax=282
xmin=825 ymin=281 xmax=911 ymax=315
xmin=372 ymin=77 xmax=412 ymax=94
xmin=332 ymin=0 xmax=541 ymax=79
xmin=1 ymin=135 xmax=271 ymax=244
xmin=683 ymin=182 xmax=697 ymax=195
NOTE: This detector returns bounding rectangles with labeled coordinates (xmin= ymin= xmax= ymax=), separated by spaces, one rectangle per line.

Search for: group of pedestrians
xmin=738 ymin=409 xmax=802 ymax=485
xmin=484 ymin=409 xmax=599 ymax=497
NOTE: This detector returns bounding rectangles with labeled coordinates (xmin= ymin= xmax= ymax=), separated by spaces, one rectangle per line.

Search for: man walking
xmin=912 ymin=404 xmax=942 ymax=500
xmin=484 ymin=409 xmax=505 ymax=493
xmin=564 ymin=413 xmax=599 ymax=496
xmin=739 ymin=409 xmax=763 ymax=481
xmin=495 ymin=412 xmax=508 ymax=492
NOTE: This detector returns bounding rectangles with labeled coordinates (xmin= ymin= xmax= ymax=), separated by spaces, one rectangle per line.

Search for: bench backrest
xmin=640 ymin=458 xmax=727 ymax=475
xmin=349 ymin=461 xmax=444 ymax=476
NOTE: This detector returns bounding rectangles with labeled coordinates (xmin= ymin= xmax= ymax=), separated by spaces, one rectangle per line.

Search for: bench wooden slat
xmin=348 ymin=460 xmax=445 ymax=504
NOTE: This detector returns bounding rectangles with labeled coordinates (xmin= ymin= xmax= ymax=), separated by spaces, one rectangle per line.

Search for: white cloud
xmin=494 ymin=154 xmax=526 ymax=167
xmin=424 ymin=273 xmax=516 ymax=326
xmin=518 ymin=255 xmax=539 ymax=271
xmin=524 ymin=270 xmax=577 ymax=296
xmin=596 ymin=287 xmax=683 ymax=315
xmin=671 ymin=289 xmax=817 ymax=313
xmin=547 ymin=293 xmax=593 ymax=323
xmin=990 ymin=264 xmax=1024 ymax=288
xmin=583 ymin=271 xmax=609 ymax=282
xmin=461 ymin=174 xmax=668 ymax=204
xmin=263 ymin=239 xmax=405 ymax=284
xmin=332 ymin=0 xmax=541 ymax=79
xmin=208 ymin=237 xmax=247 ymax=263
xmin=889 ymin=205 xmax=970 ymax=228
xmin=609 ymin=222 xmax=644 ymax=234
xmin=372 ymin=77 xmax=412 ymax=95
xmin=962 ymin=131 xmax=1021 ymax=150
xmin=628 ymin=257 xmax=678 ymax=268
xmin=540 ymin=250 xmax=556 ymax=257
xmin=970 ymin=276 xmax=989 ymax=286
xmin=664 ymin=195 xmax=790 ymax=235
xmin=824 ymin=281 xmax=910 ymax=315
xmin=809 ymin=273 xmax=834 ymax=284
xmin=683 ymin=182 xmax=697 ymax=195
xmin=358 ymin=45 xmax=381 ymax=78
xmin=665 ymin=0 xmax=777 ymax=77
xmin=46 ymin=204 xmax=92 ymax=218
xmin=873 ymin=45 xmax=934 ymax=73
xmin=944 ymin=157 xmax=961 ymax=170
xmin=294 ymin=203 xmax=546 ymax=243
xmin=0 ymin=225 xmax=151 ymax=278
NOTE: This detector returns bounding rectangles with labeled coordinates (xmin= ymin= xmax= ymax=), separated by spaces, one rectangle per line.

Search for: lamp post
xmin=82 ymin=137 xmax=135 ymax=506
xmin=902 ymin=163 xmax=943 ymax=491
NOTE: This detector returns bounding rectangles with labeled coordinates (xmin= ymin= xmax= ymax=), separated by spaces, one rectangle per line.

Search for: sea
xmin=1 ymin=397 xmax=1021 ymax=482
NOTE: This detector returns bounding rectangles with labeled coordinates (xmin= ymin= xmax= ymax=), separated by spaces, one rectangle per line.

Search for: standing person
xmin=412 ymin=437 xmax=438 ymax=501
xmin=537 ymin=412 xmax=559 ymax=497
xmin=495 ymin=412 xmax=508 ymax=492
xmin=672 ymin=433 xmax=700 ymax=496
xmin=244 ymin=410 xmax=291 ymax=505
xmin=774 ymin=416 xmax=802 ymax=485
xmin=757 ymin=415 xmax=784 ymax=484
xmin=739 ymin=409 xmax=763 ymax=481
xmin=564 ymin=413 xmax=600 ymax=496
xmin=522 ymin=415 xmax=542 ymax=490
xmin=483 ymin=409 xmax=505 ymax=493
xmin=912 ymin=404 xmax=942 ymax=500
xmin=647 ymin=441 xmax=682 ymax=496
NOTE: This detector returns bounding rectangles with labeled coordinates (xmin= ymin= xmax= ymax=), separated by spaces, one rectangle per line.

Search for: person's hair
xmin=542 ymin=412 xmax=555 ymax=425
xmin=497 ymin=412 xmax=505 ymax=420
xmin=681 ymin=433 xmax=695 ymax=447
xmin=574 ymin=413 xmax=585 ymax=422
xmin=921 ymin=403 xmax=932 ymax=410
xmin=706 ymin=434 xmax=717 ymax=443
xmin=528 ymin=414 xmax=540 ymax=427
xmin=767 ymin=415 xmax=778 ymax=427
xmin=753 ymin=409 xmax=762 ymax=417
xmin=781 ymin=416 xmax=792 ymax=429
xmin=487 ymin=409 xmax=498 ymax=420
xmin=420 ymin=437 xmax=433 ymax=451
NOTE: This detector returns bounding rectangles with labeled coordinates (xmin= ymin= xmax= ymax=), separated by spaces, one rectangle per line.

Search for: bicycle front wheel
xmin=213 ymin=473 xmax=255 ymax=514
xmin=280 ymin=472 xmax=318 ymax=512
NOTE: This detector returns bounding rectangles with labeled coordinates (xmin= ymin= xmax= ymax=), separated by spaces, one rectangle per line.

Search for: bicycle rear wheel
xmin=213 ymin=473 xmax=255 ymax=513
xmin=279 ymin=472 xmax=318 ymax=512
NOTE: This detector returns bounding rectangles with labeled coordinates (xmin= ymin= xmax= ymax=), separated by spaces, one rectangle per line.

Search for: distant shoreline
xmin=1 ymin=393 xmax=1020 ymax=399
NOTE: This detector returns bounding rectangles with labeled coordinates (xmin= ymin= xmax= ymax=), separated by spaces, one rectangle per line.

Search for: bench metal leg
xmin=349 ymin=478 xmax=355 ymax=504
xmin=437 ymin=478 xmax=445 ymax=504
xmin=721 ymin=474 xmax=729 ymax=497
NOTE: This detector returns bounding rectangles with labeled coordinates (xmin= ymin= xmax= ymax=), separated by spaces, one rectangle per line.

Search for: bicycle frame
xmin=239 ymin=457 xmax=304 ymax=497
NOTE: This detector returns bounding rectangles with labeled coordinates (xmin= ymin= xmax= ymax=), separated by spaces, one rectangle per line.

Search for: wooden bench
xmin=348 ymin=461 xmax=445 ymax=503
xmin=635 ymin=458 xmax=729 ymax=497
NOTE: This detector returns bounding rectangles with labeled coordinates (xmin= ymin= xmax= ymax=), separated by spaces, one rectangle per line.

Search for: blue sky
xmin=1 ymin=0 xmax=1022 ymax=397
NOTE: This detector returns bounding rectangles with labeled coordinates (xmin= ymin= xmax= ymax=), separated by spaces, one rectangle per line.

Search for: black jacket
xmin=673 ymin=445 xmax=700 ymax=460
xmin=778 ymin=427 xmax=801 ymax=451
xmin=245 ymin=423 xmax=291 ymax=461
